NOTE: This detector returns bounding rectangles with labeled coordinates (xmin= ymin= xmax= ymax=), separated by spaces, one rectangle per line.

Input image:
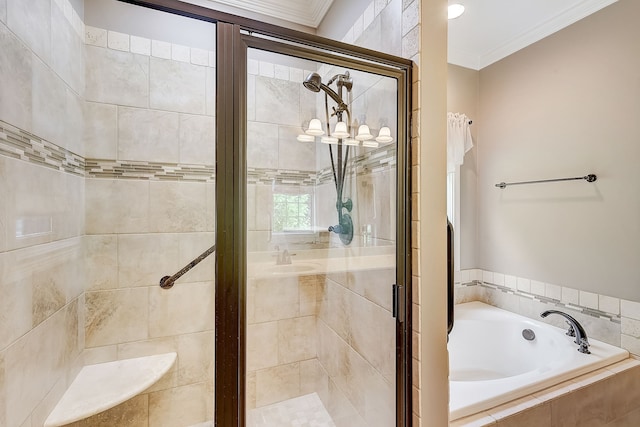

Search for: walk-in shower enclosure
xmin=0 ymin=0 xmax=412 ymax=425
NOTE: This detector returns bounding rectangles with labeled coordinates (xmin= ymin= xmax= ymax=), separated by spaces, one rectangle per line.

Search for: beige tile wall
xmin=0 ymin=241 xmax=85 ymax=427
xmin=247 ymin=270 xmax=395 ymax=426
xmin=341 ymin=0 xmax=423 ymax=423
xmin=246 ymin=274 xmax=320 ymax=409
xmin=0 ymin=0 xmax=86 ymax=425
xmin=0 ymin=0 xmax=6 ymax=25
xmin=82 ymin=23 xmax=216 ymax=425
xmin=317 ymin=269 xmax=396 ymax=427
xmin=245 ymin=264 xmax=395 ymax=426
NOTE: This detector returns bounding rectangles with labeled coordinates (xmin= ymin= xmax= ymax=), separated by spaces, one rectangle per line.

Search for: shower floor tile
xmin=248 ymin=393 xmax=336 ymax=427
xmin=189 ymin=392 xmax=335 ymax=427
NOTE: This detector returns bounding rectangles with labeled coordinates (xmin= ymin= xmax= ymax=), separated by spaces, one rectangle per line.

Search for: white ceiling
xmin=203 ymin=0 xmax=334 ymax=28
xmin=448 ymin=0 xmax=618 ymax=70
xmin=205 ymin=0 xmax=617 ymax=70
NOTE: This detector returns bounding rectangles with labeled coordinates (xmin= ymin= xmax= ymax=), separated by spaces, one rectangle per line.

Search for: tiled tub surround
xmin=455 ymin=269 xmax=640 ymax=357
xmin=452 ymin=270 xmax=640 ymax=425
xmin=451 ymin=357 xmax=640 ymax=427
xmin=449 ymin=302 xmax=629 ymax=422
xmin=0 ymin=0 xmax=85 ymax=425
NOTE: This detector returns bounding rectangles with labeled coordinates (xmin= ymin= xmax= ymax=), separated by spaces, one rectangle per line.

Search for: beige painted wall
xmin=476 ymin=0 xmax=640 ymax=301
xmin=418 ymin=0 xmax=450 ymax=425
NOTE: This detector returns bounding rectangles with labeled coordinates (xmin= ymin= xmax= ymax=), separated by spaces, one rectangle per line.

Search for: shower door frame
xmin=240 ymin=32 xmax=413 ymax=427
xmin=118 ymin=2 xmax=413 ymax=425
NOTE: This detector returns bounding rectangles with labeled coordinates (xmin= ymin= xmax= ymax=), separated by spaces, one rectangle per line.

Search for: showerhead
xmin=303 ymin=72 xmax=322 ymax=92
xmin=302 ymin=72 xmax=347 ymax=110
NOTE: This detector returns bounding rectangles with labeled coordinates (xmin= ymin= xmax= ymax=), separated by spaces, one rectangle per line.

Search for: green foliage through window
xmin=273 ymin=193 xmax=312 ymax=232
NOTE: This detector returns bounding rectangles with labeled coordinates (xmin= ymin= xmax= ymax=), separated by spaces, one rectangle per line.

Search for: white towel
xmin=447 ymin=112 xmax=474 ymax=173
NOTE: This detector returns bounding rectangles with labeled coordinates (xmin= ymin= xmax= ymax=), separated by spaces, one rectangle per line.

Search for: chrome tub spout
xmin=541 ymin=310 xmax=590 ymax=354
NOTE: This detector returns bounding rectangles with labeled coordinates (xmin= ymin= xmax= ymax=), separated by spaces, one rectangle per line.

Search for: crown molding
xmin=477 ymin=0 xmax=618 ymax=69
xmin=204 ymin=0 xmax=334 ymax=27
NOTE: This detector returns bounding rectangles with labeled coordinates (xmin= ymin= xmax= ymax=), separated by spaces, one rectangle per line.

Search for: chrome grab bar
xmin=495 ymin=174 xmax=597 ymax=189
xmin=159 ymin=244 xmax=216 ymax=289
xmin=496 ymin=173 xmax=598 ymax=188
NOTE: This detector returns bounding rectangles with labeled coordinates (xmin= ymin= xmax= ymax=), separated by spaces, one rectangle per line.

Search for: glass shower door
xmin=245 ymin=46 xmax=400 ymax=427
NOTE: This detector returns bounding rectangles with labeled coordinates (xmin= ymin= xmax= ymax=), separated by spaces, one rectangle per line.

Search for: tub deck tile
xmin=532 ymin=381 xmax=577 ymax=403
xmin=570 ymin=367 xmax=615 ymax=391
xmin=486 ymin=396 xmax=543 ymax=421
xmin=449 ymin=411 xmax=495 ymax=427
xmin=606 ymin=357 xmax=640 ymax=374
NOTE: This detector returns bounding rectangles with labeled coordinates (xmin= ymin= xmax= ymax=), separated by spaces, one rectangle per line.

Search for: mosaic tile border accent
xmin=85 ymin=159 xmax=215 ymax=182
xmin=0 ymin=126 xmax=396 ymax=187
xmin=85 ymin=143 xmax=397 ymax=185
xmin=0 ymin=120 xmax=85 ymax=176
xmin=459 ymin=279 xmax=621 ymax=324
xmin=247 ymin=167 xmax=315 ymax=186
xmin=317 ymin=144 xmax=398 ymax=185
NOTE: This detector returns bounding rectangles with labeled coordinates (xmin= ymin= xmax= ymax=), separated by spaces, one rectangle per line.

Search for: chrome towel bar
xmin=495 ymin=174 xmax=597 ymax=189
xmin=159 ymin=244 xmax=216 ymax=289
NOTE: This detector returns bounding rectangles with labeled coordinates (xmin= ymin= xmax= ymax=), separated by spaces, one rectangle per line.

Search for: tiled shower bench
xmin=44 ymin=353 xmax=177 ymax=426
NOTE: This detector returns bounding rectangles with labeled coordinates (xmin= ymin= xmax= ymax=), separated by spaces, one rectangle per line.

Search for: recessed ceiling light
xmin=448 ymin=3 xmax=465 ymax=20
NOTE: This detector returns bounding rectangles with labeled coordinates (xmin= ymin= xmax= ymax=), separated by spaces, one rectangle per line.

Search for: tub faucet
xmin=540 ymin=310 xmax=590 ymax=354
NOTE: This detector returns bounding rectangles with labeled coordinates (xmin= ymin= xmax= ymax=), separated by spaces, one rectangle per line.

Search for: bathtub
xmin=448 ymin=301 xmax=629 ymax=421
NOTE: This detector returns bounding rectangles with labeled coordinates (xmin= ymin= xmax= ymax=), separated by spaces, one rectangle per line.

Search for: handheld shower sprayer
xmin=302 ymin=70 xmax=355 ymax=245
xmin=303 ymin=73 xmax=350 ymax=113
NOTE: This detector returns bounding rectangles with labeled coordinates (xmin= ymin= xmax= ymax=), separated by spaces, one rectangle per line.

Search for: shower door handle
xmin=392 ymin=283 xmax=405 ymax=323
xmin=447 ymin=220 xmax=454 ymax=334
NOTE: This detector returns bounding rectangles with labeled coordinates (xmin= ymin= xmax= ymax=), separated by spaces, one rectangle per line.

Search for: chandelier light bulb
xmin=332 ymin=121 xmax=350 ymax=139
xmin=305 ymin=118 xmax=325 ymax=136
xmin=355 ymin=124 xmax=373 ymax=141
xmin=375 ymin=126 xmax=394 ymax=143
